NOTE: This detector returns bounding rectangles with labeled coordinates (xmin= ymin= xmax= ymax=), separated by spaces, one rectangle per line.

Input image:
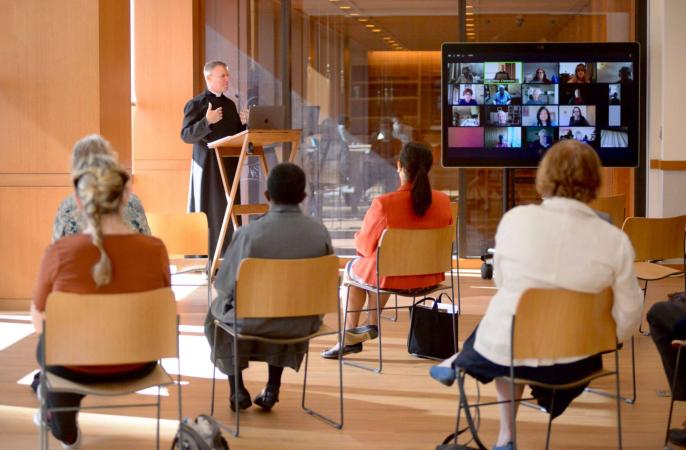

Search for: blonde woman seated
xmin=52 ymin=134 xmax=150 ymax=242
xmin=31 ymin=152 xmax=170 ymax=449
xmin=30 ymin=134 xmax=152 ymax=396
xmin=321 ymin=142 xmax=453 ymax=358
xmin=429 ymin=140 xmax=643 ymax=450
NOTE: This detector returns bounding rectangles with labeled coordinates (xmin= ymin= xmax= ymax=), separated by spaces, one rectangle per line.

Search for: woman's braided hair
xmin=72 ymin=153 xmax=129 ymax=286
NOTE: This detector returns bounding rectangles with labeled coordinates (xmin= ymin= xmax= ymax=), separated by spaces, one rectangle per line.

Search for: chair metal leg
xmin=342 ymin=286 xmax=382 ymax=373
xmin=176 ymin=335 xmax=184 ymax=450
xmin=544 ymin=391 xmax=555 ymax=450
xmin=232 ymin=330 xmax=240 ymax=437
xmin=585 ymin=336 xmax=636 ymax=404
xmin=381 ymin=294 xmax=398 ymax=322
xmin=510 ymin=375 xmax=518 ymax=450
xmin=665 ymin=347 xmax=682 ymax=447
xmin=39 ymin=379 xmax=49 ymax=450
xmin=156 ymin=386 xmax=161 ymax=450
xmin=302 ymin=342 xmax=344 ymax=429
xmin=639 ymin=281 xmax=650 ymax=336
xmin=615 ymin=349 xmax=623 ymax=450
xmin=210 ymin=322 xmax=219 ymax=416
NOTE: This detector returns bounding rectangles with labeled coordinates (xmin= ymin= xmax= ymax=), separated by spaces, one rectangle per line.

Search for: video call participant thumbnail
xmin=484 ymin=62 xmax=523 ymax=83
xmin=448 ymin=127 xmax=485 ymax=148
xmin=608 ymin=84 xmax=621 ymax=105
xmin=525 ymin=126 xmax=557 ymax=154
xmin=559 ymin=127 xmax=597 ymax=146
xmin=452 ymin=106 xmax=481 ymax=127
xmin=596 ymin=62 xmax=633 ymax=84
xmin=560 ymin=105 xmax=596 ymax=127
xmin=450 ymin=63 xmax=484 ymax=83
xmin=484 ymin=84 xmax=522 ymax=105
xmin=522 ymin=84 xmax=558 ymax=105
xmin=600 ymin=128 xmax=629 ymax=148
xmin=483 ymin=106 xmax=521 ymax=126
xmin=559 ymin=62 xmax=596 ymax=84
xmin=485 ymin=127 xmax=522 ymax=148
xmin=457 ymin=84 xmax=485 ymax=105
xmin=523 ymin=63 xmax=559 ymax=84
xmin=521 ymin=106 xmax=559 ymax=127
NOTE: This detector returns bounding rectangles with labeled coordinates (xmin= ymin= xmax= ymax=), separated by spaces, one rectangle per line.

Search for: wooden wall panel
xmin=133 ymin=171 xmax=191 ymax=214
xmin=133 ymin=0 xmax=197 ymax=214
xmin=0 ymin=1 xmax=100 ymax=174
xmin=0 ymin=0 xmax=131 ymax=300
xmin=0 ymin=188 xmax=71 ymax=299
xmin=99 ymin=0 xmax=132 ymax=168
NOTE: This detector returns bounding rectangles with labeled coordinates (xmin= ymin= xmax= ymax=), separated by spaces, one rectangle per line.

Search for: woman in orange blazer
xmin=322 ymin=142 xmax=452 ymax=358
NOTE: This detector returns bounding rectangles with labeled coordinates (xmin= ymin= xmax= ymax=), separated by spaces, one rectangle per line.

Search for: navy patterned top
xmin=51 ymin=193 xmax=151 ymax=242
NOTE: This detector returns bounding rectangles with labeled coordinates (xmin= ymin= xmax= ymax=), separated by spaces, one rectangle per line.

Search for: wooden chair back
xmin=147 ymin=212 xmax=208 ymax=257
xmin=512 ymin=287 xmax=616 ymax=360
xmin=44 ymin=288 xmax=177 ymax=366
xmin=450 ymin=202 xmax=458 ymax=234
xmin=590 ymin=194 xmax=626 ymax=228
xmin=377 ymin=226 xmax=454 ymax=277
xmin=235 ymin=254 xmax=339 ymax=319
xmin=622 ymin=215 xmax=686 ymax=261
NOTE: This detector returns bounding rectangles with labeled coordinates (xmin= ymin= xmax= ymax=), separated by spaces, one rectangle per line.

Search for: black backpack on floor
xmin=171 ymin=415 xmax=229 ymax=450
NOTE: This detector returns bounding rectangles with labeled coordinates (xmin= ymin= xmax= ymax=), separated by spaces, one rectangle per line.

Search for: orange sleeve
xmin=354 ymin=197 xmax=387 ymax=257
xmin=32 ymin=245 xmax=59 ymax=312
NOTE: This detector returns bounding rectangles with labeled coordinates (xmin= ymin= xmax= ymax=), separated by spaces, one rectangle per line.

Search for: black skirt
xmin=455 ymin=329 xmax=603 ymax=419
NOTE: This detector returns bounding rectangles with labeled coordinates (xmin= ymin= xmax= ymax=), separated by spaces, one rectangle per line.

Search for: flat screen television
xmin=441 ymin=42 xmax=640 ymax=168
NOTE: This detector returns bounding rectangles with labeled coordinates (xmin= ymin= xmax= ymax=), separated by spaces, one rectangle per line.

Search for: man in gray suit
xmin=205 ymin=163 xmax=333 ymax=412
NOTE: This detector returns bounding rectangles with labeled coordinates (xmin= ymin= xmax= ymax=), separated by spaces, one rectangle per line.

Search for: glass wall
xmin=206 ymin=0 xmax=637 ymax=257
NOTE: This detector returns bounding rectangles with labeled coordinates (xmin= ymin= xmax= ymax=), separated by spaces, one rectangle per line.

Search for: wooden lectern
xmin=207 ymin=129 xmax=302 ymax=279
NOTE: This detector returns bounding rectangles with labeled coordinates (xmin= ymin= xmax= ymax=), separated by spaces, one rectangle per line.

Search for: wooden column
xmin=132 ymin=0 xmax=199 ymax=214
xmin=0 ymin=0 xmax=131 ymax=302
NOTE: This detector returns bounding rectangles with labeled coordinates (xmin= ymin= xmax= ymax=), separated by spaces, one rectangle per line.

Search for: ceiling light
xmin=372 ymin=29 xmax=381 ymax=32
xmin=339 ymin=5 xmax=351 ymax=10
xmin=358 ymin=18 xmax=368 ymax=22
xmin=365 ymin=24 xmax=375 ymax=28
xmin=383 ymin=37 xmax=392 ymax=40
xmin=349 ymin=12 xmax=359 ymax=16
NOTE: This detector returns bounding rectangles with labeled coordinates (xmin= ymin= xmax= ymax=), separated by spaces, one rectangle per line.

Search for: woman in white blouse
xmin=431 ymin=139 xmax=643 ymax=450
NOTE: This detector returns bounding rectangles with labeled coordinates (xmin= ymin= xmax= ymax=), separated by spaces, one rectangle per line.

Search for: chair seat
xmin=215 ymin=321 xmax=338 ymax=344
xmin=46 ymin=365 xmax=173 ymax=396
xmin=347 ymin=278 xmax=452 ymax=297
xmin=634 ymin=261 xmax=684 ymax=281
xmin=509 ymin=368 xmax=615 ymax=391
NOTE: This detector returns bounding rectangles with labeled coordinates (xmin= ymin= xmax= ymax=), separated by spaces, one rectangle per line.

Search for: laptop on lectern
xmin=246 ymin=106 xmax=286 ymax=130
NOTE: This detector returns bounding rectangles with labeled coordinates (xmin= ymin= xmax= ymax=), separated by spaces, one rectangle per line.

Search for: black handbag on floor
xmin=407 ymin=293 xmax=459 ymax=360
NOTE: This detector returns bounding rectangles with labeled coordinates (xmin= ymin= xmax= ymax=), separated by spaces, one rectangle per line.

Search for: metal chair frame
xmin=37 ymin=289 xmax=182 ymax=450
xmin=209 ymin=255 xmax=344 ymax=437
xmin=342 ymin=226 xmax=459 ymax=373
xmin=451 ymin=288 xmax=623 ymax=450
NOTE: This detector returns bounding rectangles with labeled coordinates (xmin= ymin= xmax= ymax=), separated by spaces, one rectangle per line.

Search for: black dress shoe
xmin=229 ymin=388 xmax=252 ymax=412
xmin=669 ymin=427 xmax=686 ymax=446
xmin=254 ymin=385 xmax=280 ymax=411
xmin=320 ymin=343 xmax=363 ymax=359
xmin=345 ymin=325 xmax=379 ymax=345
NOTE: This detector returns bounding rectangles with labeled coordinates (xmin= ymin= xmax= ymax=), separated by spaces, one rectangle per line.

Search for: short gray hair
xmin=71 ymin=134 xmax=116 ymax=173
xmin=204 ymin=60 xmax=228 ymax=77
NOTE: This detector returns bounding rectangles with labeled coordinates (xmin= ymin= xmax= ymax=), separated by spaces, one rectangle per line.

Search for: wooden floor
xmin=1 ymin=270 xmax=685 ymax=449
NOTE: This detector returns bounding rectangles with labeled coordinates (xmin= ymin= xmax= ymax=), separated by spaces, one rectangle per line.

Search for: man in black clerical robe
xmin=181 ymin=60 xmax=246 ymax=260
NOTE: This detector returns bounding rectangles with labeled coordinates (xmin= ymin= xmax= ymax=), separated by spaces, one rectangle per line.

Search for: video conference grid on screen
xmin=442 ymin=44 xmax=638 ymax=168
xmin=447 ymin=61 xmax=631 ymax=148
